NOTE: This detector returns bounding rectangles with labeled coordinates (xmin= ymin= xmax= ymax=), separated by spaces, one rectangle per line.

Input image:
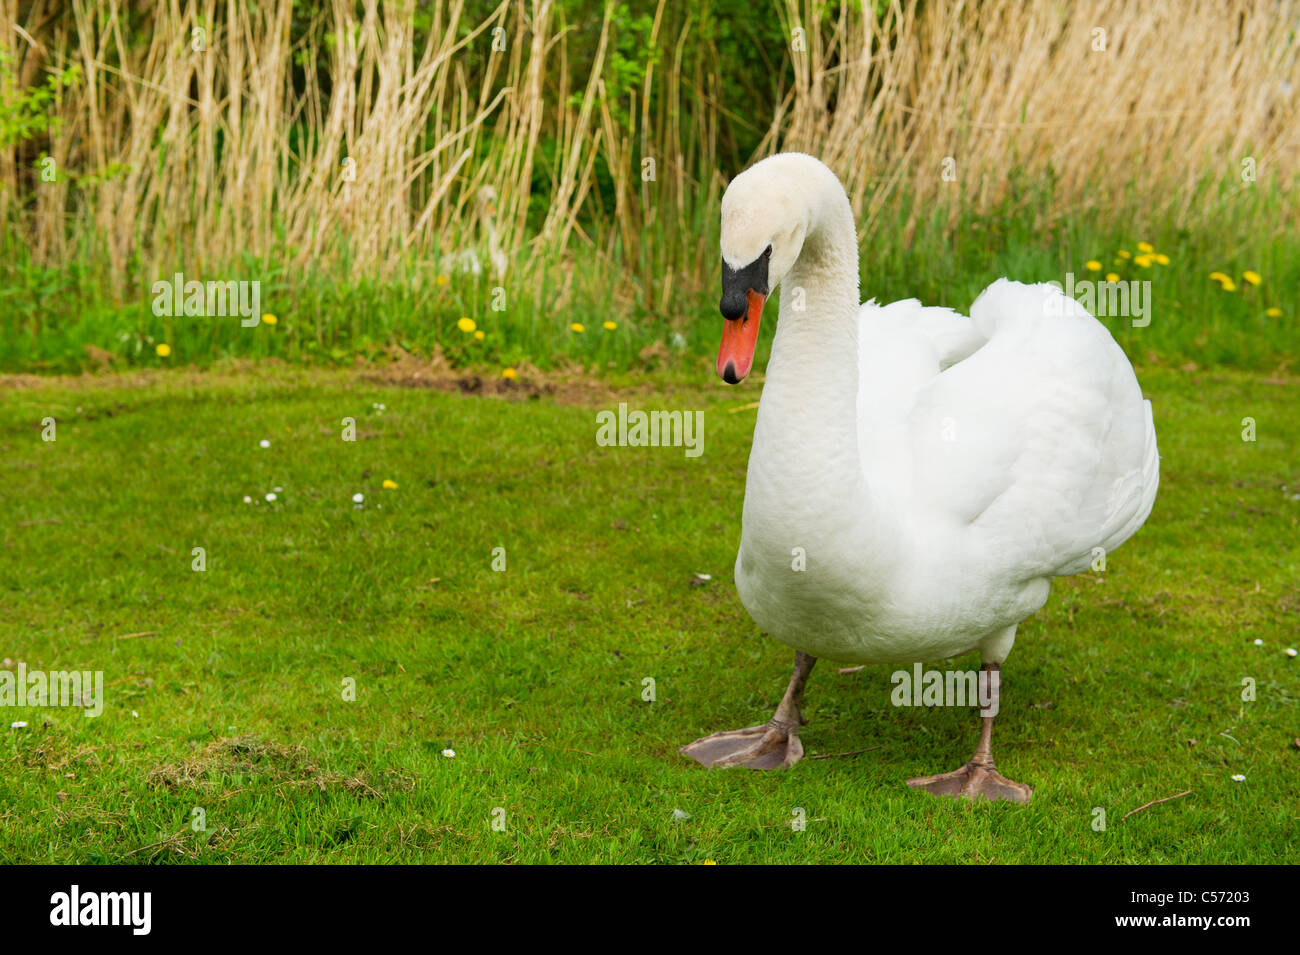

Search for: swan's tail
xmin=968 ymin=279 xmax=1160 ymax=578
xmin=1099 ymin=397 xmax=1160 ymax=554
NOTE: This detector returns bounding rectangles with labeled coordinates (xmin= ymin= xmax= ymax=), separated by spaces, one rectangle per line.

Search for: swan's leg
xmin=679 ymin=651 xmax=815 ymax=770
xmin=906 ymin=662 xmax=1033 ymax=804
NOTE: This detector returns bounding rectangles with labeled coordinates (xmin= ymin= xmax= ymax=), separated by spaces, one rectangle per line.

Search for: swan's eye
xmin=763 ymin=245 xmax=773 ymax=258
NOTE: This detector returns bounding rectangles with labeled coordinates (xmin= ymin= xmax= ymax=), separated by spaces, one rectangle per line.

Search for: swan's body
xmin=737 ymin=286 xmax=1158 ymax=665
xmin=682 ymin=153 xmax=1159 ymax=800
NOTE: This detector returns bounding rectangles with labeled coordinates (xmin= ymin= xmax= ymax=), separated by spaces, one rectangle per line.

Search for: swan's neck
xmin=746 ymin=208 xmax=871 ymax=542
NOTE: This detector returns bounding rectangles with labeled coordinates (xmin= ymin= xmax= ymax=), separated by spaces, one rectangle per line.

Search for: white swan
xmin=680 ymin=153 xmax=1159 ymax=803
xmin=454 ymin=186 xmax=508 ymax=279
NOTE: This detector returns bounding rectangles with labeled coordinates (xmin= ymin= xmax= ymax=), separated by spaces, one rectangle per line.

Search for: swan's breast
xmin=733 ymin=521 xmax=1052 ymax=665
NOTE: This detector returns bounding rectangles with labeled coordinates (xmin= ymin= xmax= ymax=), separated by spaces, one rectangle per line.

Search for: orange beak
xmin=717 ymin=289 xmax=765 ymax=384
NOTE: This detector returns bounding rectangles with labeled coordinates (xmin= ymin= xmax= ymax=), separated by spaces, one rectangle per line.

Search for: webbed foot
xmin=679 ymin=719 xmax=803 ymax=769
xmin=907 ymin=760 xmax=1032 ymax=804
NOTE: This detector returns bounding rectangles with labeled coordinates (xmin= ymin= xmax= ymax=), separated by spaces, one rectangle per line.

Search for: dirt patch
xmin=357 ymin=345 xmax=625 ymax=405
xmin=0 ymin=348 xmax=658 ymax=406
xmin=146 ymin=735 xmax=405 ymax=797
xmin=0 ymin=359 xmax=315 ymax=394
xmin=0 ymin=370 xmax=158 ymax=391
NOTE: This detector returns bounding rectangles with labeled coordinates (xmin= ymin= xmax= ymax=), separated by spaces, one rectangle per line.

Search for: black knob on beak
xmin=720 ymin=247 xmax=771 ymax=319
xmin=721 ymin=288 xmax=747 ymax=320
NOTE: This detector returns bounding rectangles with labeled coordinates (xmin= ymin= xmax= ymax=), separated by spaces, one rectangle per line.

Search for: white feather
xmin=721 ymin=154 xmax=1159 ymax=666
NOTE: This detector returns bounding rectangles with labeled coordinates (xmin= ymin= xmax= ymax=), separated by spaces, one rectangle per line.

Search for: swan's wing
xmin=856 ymin=298 xmax=987 ymax=420
xmin=876 ymin=298 xmax=986 ymax=367
xmin=896 ymin=280 xmax=1158 ymax=580
xmin=856 ymin=298 xmax=988 ymax=509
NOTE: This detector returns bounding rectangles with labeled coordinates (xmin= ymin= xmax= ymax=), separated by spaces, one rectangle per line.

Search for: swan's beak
xmin=717 ymin=289 xmax=765 ymax=384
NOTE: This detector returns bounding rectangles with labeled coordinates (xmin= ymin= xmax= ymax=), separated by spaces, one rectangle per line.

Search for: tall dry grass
xmin=2 ymin=0 xmax=585 ymax=288
xmin=773 ymin=0 xmax=1300 ymax=243
xmin=1 ymin=0 xmax=1296 ymax=308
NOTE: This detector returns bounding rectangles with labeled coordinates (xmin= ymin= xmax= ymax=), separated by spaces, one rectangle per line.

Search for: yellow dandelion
xmin=1265 ymin=307 xmax=1282 ymax=318
xmin=570 ymin=322 xmax=585 ymax=333
xmin=603 ymin=320 xmax=617 ymax=330
xmin=1153 ymin=254 xmax=1170 ymax=265
xmin=1134 ymin=254 xmax=1154 ymax=267
xmin=1208 ymin=271 xmax=1230 ymax=283
xmin=1219 ymin=278 xmax=1237 ymax=292
xmin=1085 ymin=260 xmax=1102 ymax=272
xmin=457 ymin=317 xmax=476 ymax=333
xmin=702 ymin=860 xmax=718 ymax=865
xmin=1137 ymin=241 xmax=1154 ymax=253
xmin=1242 ymin=270 xmax=1261 ymax=286
xmin=502 ymin=367 xmax=517 ymax=380
xmin=474 ymin=330 xmax=485 ymax=340
xmin=1117 ymin=249 xmax=1132 ymax=259
xmin=436 ymin=274 xmax=450 ymax=287
xmin=156 ymin=343 xmax=171 ymax=357
xmin=1105 ymin=273 xmax=1120 ymax=283
xmin=382 ymin=479 xmax=398 ymax=490
xmin=262 ymin=313 xmax=278 ymax=325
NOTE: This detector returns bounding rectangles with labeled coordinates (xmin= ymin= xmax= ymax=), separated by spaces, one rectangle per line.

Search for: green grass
xmin=3 ymin=178 xmax=1295 ymax=376
xmin=0 ymin=362 xmax=1296 ymax=863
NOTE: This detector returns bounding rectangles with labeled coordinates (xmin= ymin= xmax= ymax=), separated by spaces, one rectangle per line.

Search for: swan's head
xmin=478 ymin=185 xmax=498 ymax=216
xmin=716 ymin=154 xmax=826 ymax=383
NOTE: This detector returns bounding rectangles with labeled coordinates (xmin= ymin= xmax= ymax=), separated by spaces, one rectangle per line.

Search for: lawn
xmin=0 ymin=361 xmax=1296 ymax=863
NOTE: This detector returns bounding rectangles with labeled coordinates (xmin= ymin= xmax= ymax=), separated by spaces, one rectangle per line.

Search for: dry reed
xmin=1 ymin=0 xmax=1294 ymax=303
